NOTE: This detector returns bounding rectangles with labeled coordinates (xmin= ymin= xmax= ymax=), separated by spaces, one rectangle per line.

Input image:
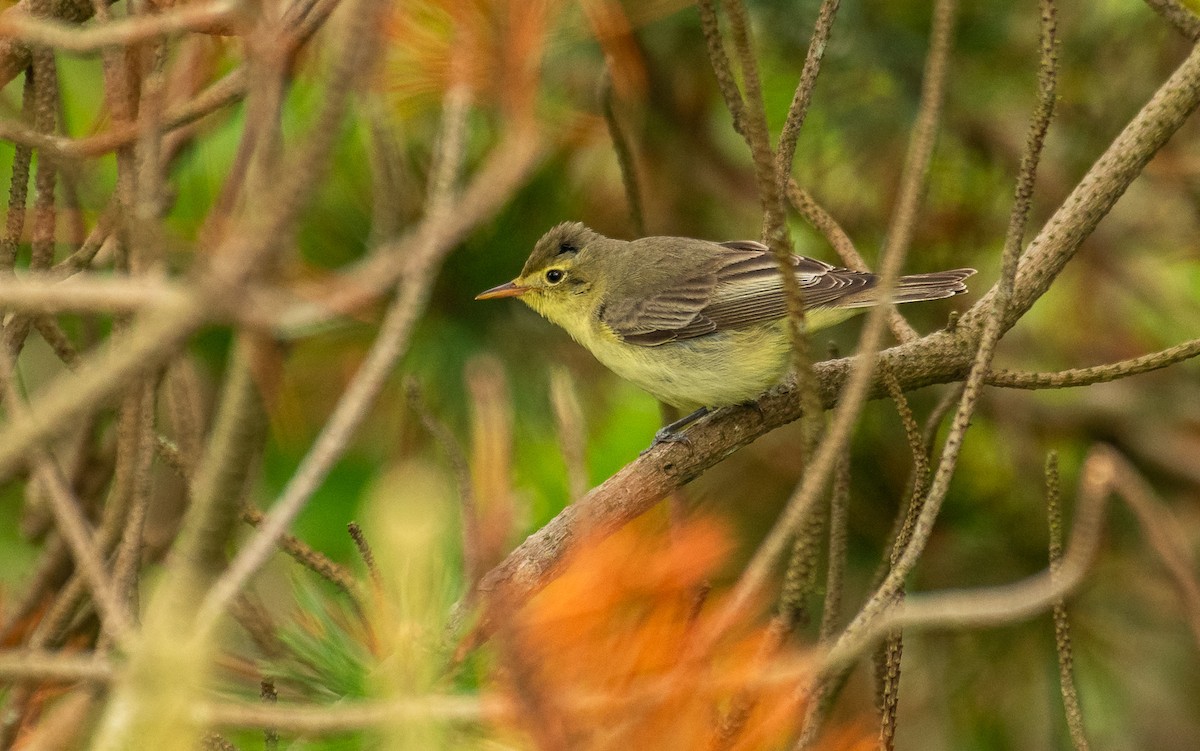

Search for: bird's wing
xmin=599 ymin=266 xmax=721 ymax=346
xmin=702 ymin=246 xmax=878 ymax=330
xmin=600 ymin=242 xmax=878 ymax=346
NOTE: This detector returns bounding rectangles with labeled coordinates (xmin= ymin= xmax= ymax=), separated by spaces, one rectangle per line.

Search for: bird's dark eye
xmin=545 ymin=269 xmax=565 ymax=284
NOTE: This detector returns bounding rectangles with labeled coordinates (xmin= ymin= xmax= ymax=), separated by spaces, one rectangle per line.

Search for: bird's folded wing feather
xmin=600 ymin=242 xmax=879 ymax=346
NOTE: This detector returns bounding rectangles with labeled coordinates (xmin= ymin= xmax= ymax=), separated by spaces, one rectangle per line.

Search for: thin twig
xmin=773 ymin=0 xmax=840 ymax=206
xmin=837 ymin=0 xmax=1053 ymax=649
xmin=709 ymin=0 xmax=961 ymax=649
xmin=242 ymin=507 xmax=358 ymax=598
xmin=0 ymin=353 xmax=134 ymax=644
xmin=0 ymin=650 xmax=113 ymax=681
xmin=987 ymin=338 xmax=1200 ymax=389
xmin=787 ymin=180 xmax=920 ymax=342
xmin=792 ymin=453 xmax=852 ymax=750
xmin=0 ymin=0 xmax=240 ymax=53
xmin=1046 ymin=452 xmax=1092 ymax=751
xmin=695 ymin=0 xmax=747 ymax=138
xmin=599 ymin=72 xmax=645 ymax=235
xmin=347 ymin=522 xmax=382 ymax=593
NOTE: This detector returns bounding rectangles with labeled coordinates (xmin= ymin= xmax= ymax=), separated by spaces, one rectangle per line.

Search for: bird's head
xmin=475 ymin=222 xmax=604 ymax=328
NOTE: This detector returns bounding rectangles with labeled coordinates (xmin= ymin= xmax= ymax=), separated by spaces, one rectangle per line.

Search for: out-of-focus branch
xmin=0 ymin=0 xmax=96 ymax=88
xmin=1109 ymin=456 xmax=1200 ymax=652
xmin=0 ymin=0 xmax=240 ymax=53
xmin=599 ymin=73 xmax=645 ymax=236
xmin=195 ymin=695 xmax=502 ymax=733
xmin=0 ymin=650 xmax=114 ymax=682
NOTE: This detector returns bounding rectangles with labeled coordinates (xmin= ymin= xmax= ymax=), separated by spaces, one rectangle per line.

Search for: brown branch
xmin=0 ymin=0 xmax=239 ymax=53
xmin=241 ymin=507 xmax=358 ymax=598
xmin=0 ymin=353 xmax=134 ymax=644
xmin=786 ymin=180 xmax=919 ymax=342
xmin=840 ymin=0 xmax=1056 ymax=653
xmin=0 ymin=0 xmax=97 ymax=89
xmin=1046 ymin=452 xmax=1092 ymax=751
xmin=818 ymin=443 xmax=1116 ymax=677
xmin=773 ymin=0 xmax=840 ymax=204
xmin=695 ymin=0 xmax=747 ymax=138
xmin=1143 ymin=0 xmax=1200 ymax=40
xmin=0 ymin=68 xmax=248 ymax=161
xmin=986 ymin=337 xmax=1200 ymax=388
xmin=0 ymin=650 xmax=113 ymax=681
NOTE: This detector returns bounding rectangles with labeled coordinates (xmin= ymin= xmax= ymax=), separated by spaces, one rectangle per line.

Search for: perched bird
xmin=477 ymin=222 xmax=974 ymax=431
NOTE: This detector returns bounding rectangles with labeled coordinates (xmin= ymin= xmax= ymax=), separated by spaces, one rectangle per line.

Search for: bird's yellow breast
xmin=572 ymin=317 xmax=794 ymax=412
xmin=523 ymin=288 xmax=863 ymax=411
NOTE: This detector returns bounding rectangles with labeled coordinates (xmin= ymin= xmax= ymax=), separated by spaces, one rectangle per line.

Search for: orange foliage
xmin=382 ymin=0 xmax=565 ymax=117
xmin=493 ymin=514 xmax=870 ymax=751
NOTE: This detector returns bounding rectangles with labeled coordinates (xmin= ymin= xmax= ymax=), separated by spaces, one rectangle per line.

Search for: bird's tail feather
xmin=891 ymin=268 xmax=976 ymax=303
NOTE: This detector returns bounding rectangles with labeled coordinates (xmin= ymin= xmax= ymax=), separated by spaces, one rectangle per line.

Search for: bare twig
xmin=347 ymin=522 xmax=382 ymax=593
xmin=0 ymin=650 xmax=113 ymax=682
xmin=0 ymin=0 xmax=240 ymax=53
xmin=987 ymin=337 xmax=1200 ymax=389
xmin=1046 ymin=452 xmax=1092 ymax=751
xmin=599 ymin=73 xmax=645 ymax=235
xmin=774 ymin=0 xmax=840 ymax=203
xmin=0 ymin=354 xmax=133 ymax=644
xmin=695 ymin=0 xmax=746 ymax=138
xmin=838 ymin=0 xmax=1055 ymax=649
xmin=709 ymin=0 xmax=960 ymax=648
xmin=242 ymin=507 xmax=358 ymax=598
xmin=787 ymin=180 xmax=920 ymax=342
xmin=550 ymin=368 xmax=589 ymax=502
xmin=1142 ymin=0 xmax=1200 ymax=40
xmin=0 ymin=68 xmax=248 ymax=160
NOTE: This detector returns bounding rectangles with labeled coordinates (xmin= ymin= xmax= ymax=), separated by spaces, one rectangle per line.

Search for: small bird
xmin=477 ymin=222 xmax=974 ymax=432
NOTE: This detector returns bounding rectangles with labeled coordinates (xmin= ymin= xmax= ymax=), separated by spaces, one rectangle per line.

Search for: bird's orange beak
xmin=475 ymin=280 xmax=528 ymax=300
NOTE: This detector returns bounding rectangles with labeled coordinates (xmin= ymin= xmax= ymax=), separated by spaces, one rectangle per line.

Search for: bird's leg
xmin=651 ymin=406 xmax=710 ymax=447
